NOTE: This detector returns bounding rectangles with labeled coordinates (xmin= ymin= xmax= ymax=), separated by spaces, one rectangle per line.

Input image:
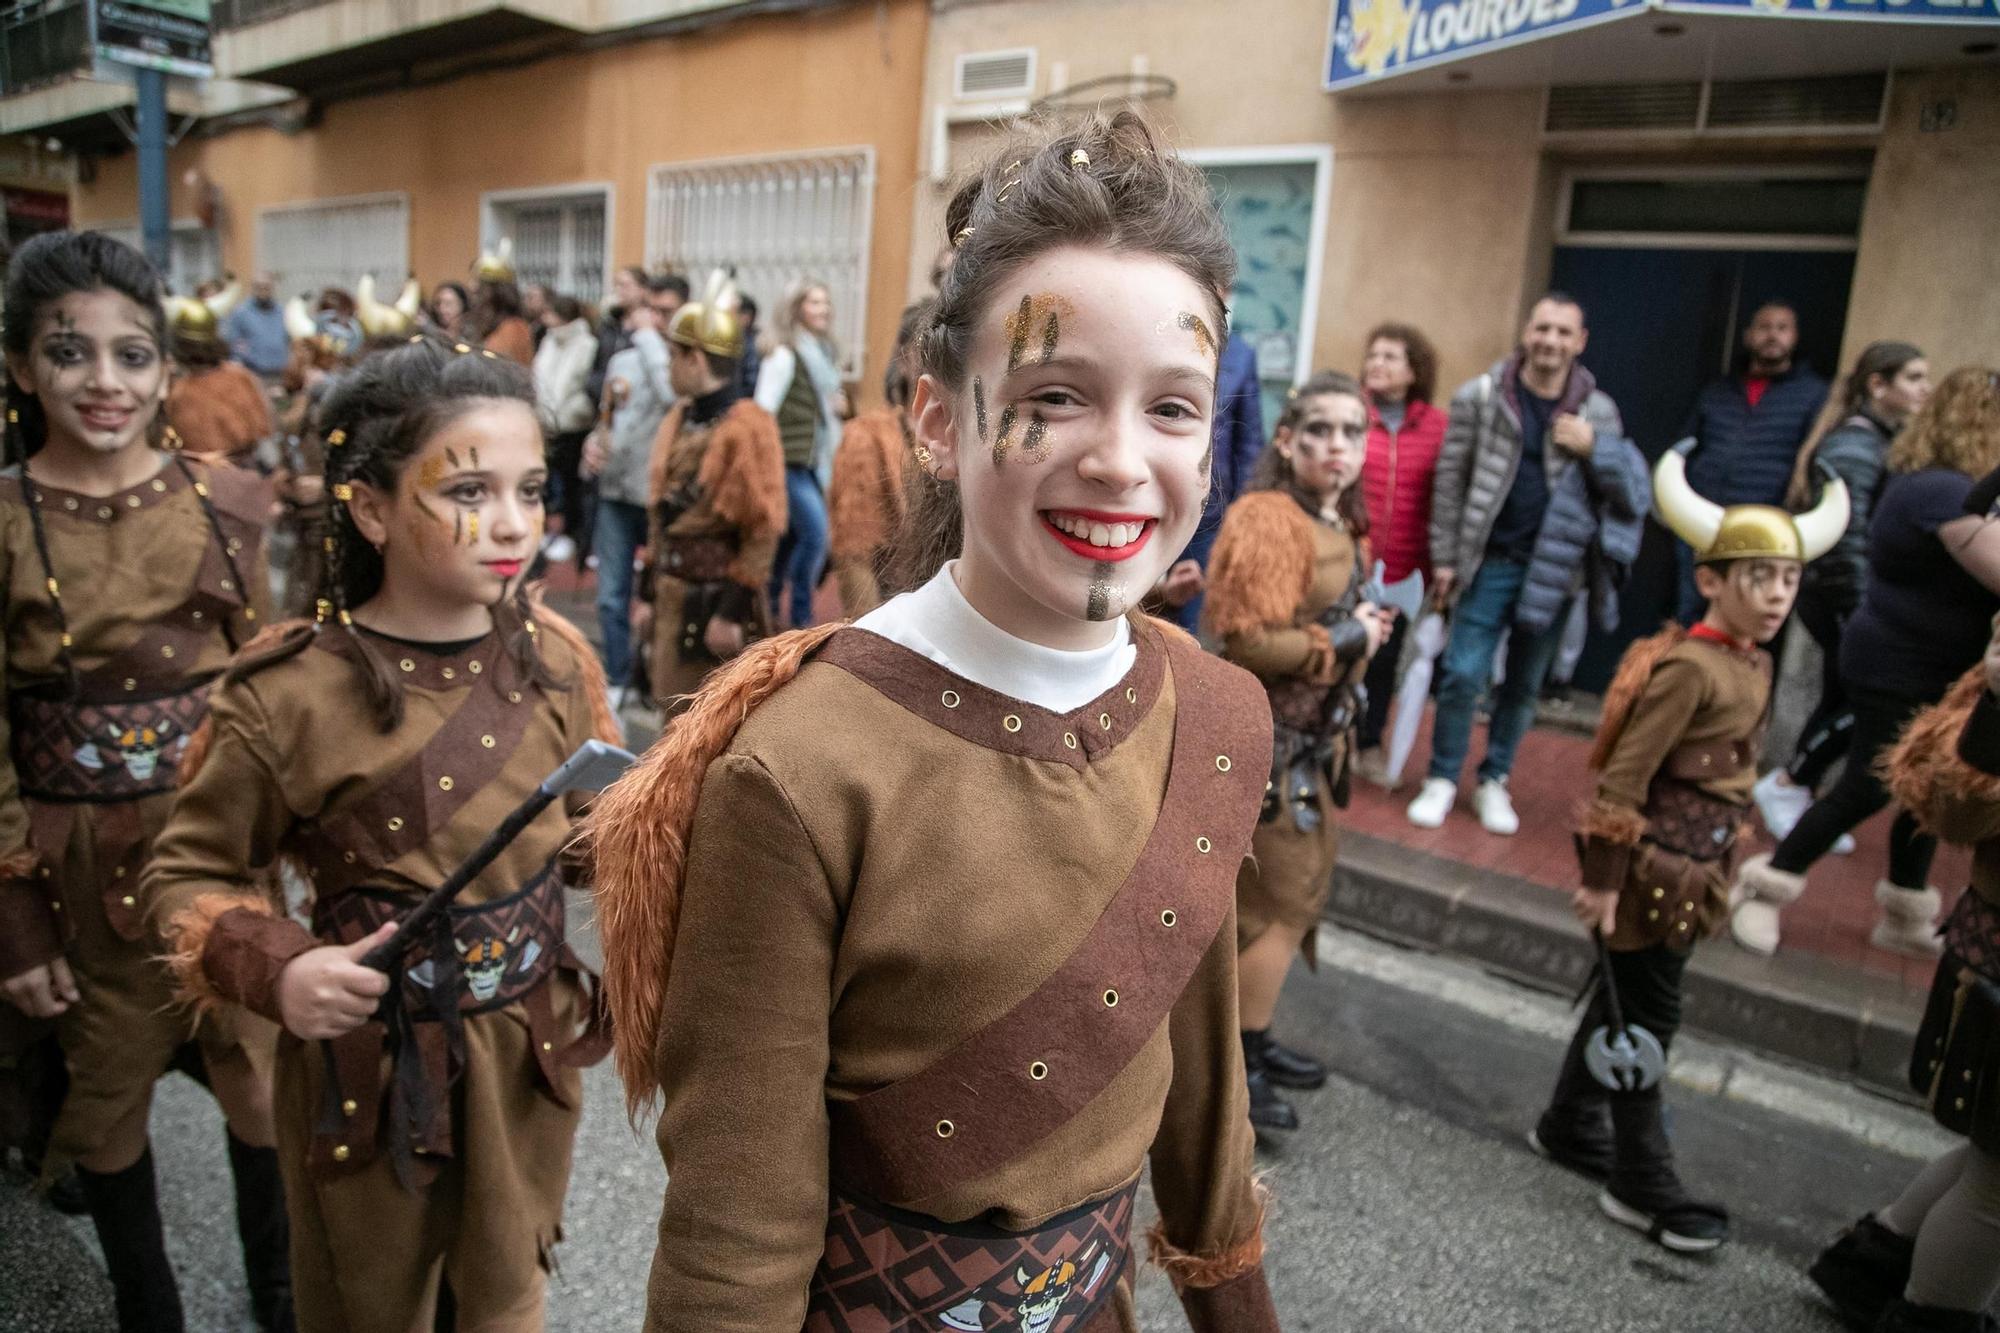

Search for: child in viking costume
xmin=641 ymin=272 xmax=787 ymax=708
xmin=143 ymin=338 xmax=617 ymax=1333
xmin=1204 ymin=371 xmax=1394 ymax=1134
xmin=1533 ymin=443 xmax=1847 ymax=1253
xmin=0 ymin=231 xmax=286 ymax=1332
xmin=590 ymin=111 xmax=1279 ymax=1331
xmin=825 ymin=300 xmax=927 ymax=617
xmin=269 ymin=298 xmax=351 ymax=617
xmin=165 ymin=280 xmax=275 ymax=464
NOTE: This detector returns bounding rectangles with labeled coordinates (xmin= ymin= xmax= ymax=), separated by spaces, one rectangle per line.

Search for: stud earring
xmin=912 ymin=442 xmax=937 ymax=474
xmin=162 ymin=425 xmax=184 ymax=451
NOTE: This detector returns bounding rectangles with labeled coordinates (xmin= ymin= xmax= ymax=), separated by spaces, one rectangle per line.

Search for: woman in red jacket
xmin=1355 ymin=322 xmax=1447 ymax=785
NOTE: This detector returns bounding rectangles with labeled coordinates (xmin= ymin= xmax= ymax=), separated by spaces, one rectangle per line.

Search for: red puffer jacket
xmin=1360 ymin=395 xmax=1447 ymax=584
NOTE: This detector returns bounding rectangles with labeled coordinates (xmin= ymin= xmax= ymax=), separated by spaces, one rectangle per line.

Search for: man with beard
xmin=1673 ymin=299 xmax=1830 ymax=623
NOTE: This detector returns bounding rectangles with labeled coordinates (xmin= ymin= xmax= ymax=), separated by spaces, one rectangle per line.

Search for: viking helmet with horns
xmin=164 ymin=280 xmax=243 ymax=349
xmin=355 ymin=274 xmax=423 ymax=338
xmin=1654 ymin=439 xmax=1849 ymax=566
xmin=667 ymin=270 xmax=745 ymax=361
xmin=474 ymin=237 xmax=516 ymax=284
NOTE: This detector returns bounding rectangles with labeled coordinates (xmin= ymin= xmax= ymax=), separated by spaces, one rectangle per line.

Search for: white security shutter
xmin=487 ymin=190 xmax=610 ymax=305
xmin=646 ymin=148 xmax=875 ymax=379
xmin=257 ymin=194 xmax=409 ymax=299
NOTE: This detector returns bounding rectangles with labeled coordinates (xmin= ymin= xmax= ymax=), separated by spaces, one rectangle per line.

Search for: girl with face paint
xmin=1202 ymin=372 xmax=1395 ymax=1134
xmin=0 ymin=231 xmax=288 ymax=1333
xmin=591 ymin=111 xmax=1282 ymax=1332
xmin=144 ymin=338 xmax=622 ymax=1333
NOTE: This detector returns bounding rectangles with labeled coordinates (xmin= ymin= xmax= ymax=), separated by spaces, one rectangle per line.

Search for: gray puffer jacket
xmin=1428 ymin=354 xmax=1649 ymax=634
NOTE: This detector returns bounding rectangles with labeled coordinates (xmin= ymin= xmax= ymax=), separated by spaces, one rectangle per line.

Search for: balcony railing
xmin=0 ymin=1 xmax=92 ymax=97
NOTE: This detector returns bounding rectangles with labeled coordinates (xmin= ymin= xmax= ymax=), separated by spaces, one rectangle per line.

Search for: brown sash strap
xmin=293 ymin=636 xmax=535 ymax=895
xmin=826 ymin=633 xmax=1270 ymax=1202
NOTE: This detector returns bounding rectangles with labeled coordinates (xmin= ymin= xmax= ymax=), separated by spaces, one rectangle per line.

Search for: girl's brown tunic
xmin=1206 ymin=489 xmax=1364 ymax=963
xmin=0 ymin=456 xmax=274 ymax=1173
xmin=617 ymin=617 xmax=1280 ymax=1331
xmin=144 ymin=614 xmax=615 ymax=1333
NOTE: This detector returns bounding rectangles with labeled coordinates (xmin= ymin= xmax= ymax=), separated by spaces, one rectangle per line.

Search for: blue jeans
xmin=593 ymin=498 xmax=647 ymax=686
xmin=1427 ymin=557 xmax=1569 ymax=786
xmin=769 ymin=466 xmax=828 ymax=630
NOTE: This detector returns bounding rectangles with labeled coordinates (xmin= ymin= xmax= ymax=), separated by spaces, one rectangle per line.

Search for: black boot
xmin=1256 ymin=1032 xmax=1326 ymax=1091
xmin=226 ymin=1132 xmax=294 ymax=1332
xmin=1530 ymin=1019 xmax=1615 ymax=1181
xmin=1809 ymin=1214 xmax=1915 ymax=1331
xmin=1241 ymin=1032 xmax=1299 ymax=1132
xmin=1599 ymin=1088 xmax=1729 ymax=1254
xmin=77 ymin=1147 xmax=186 ymax=1333
xmin=1873 ymin=1298 xmax=1999 ymax=1332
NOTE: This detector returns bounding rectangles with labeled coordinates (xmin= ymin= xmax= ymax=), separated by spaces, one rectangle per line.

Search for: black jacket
xmin=1683 ymin=364 xmax=1830 ymax=508
xmin=1801 ymin=409 xmax=1895 ymax=617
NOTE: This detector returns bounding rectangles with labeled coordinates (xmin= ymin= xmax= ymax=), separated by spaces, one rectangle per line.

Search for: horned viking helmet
xmin=1653 ymin=441 xmax=1849 ymax=566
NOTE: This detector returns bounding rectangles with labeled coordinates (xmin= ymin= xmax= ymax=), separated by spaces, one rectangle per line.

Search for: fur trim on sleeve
xmin=162 ymin=892 xmax=273 ymax=1018
xmin=527 ymin=596 xmax=623 ymax=745
xmin=1885 ymin=667 xmax=2000 ymax=845
xmin=1146 ymin=1181 xmax=1270 ymax=1292
xmin=1578 ymin=798 xmax=1649 ymax=847
xmin=1589 ymin=625 xmax=1687 ymax=771
xmin=699 ymin=402 xmax=789 ymax=545
xmin=1202 ymin=492 xmax=1317 ymax=643
xmin=827 ymin=411 xmax=907 ymax=563
xmin=586 ymin=621 xmax=843 ymax=1119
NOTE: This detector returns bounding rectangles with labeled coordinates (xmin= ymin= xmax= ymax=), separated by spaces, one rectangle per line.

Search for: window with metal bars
xmin=256 ymin=193 xmax=409 ymax=301
xmin=487 ymin=190 xmax=609 ymax=306
xmin=646 ymin=148 xmax=876 ymax=379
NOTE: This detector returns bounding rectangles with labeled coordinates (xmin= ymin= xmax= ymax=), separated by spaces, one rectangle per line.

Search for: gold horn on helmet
xmin=474 ymin=237 xmax=516 ymax=284
xmin=667 ymin=269 xmax=745 ymax=361
xmin=284 ymin=295 xmax=318 ymax=342
xmin=203 ymin=279 xmax=242 ymax=321
xmin=355 ymin=274 xmax=419 ymax=338
xmin=1654 ymin=440 xmax=1850 ymax=565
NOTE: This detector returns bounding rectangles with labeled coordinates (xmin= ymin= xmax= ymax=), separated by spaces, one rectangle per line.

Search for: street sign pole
xmin=135 ymin=64 xmax=170 ymax=274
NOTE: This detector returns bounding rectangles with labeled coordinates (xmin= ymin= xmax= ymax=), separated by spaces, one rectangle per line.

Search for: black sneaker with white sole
xmin=1598 ymin=1182 xmax=1730 ymax=1253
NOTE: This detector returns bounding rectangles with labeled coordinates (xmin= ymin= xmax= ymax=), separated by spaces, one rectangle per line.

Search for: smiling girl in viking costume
xmin=1532 ymin=443 xmax=1846 ymax=1254
xmin=0 ymin=231 xmax=284 ymax=1332
xmin=142 ymin=338 xmax=617 ymax=1333
xmin=591 ymin=110 xmax=1279 ymax=1333
xmin=1203 ymin=370 xmax=1394 ymax=1135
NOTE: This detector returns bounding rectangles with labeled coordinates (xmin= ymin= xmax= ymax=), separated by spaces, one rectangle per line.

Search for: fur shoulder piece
xmin=587 ymin=620 xmax=843 ymax=1118
xmin=827 ymin=410 xmax=907 ymax=562
xmin=645 ymin=401 xmax=688 ymax=506
xmin=1202 ymin=491 xmax=1317 ymax=642
xmin=527 ymin=595 xmax=622 ymax=745
xmin=1589 ymin=624 xmax=1688 ymax=771
xmin=1885 ymin=667 xmax=2000 ymax=845
xmin=697 ymin=401 xmax=788 ymax=542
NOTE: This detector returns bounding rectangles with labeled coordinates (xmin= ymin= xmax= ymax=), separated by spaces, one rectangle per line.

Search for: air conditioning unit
xmin=955 ymin=48 xmax=1036 ymax=101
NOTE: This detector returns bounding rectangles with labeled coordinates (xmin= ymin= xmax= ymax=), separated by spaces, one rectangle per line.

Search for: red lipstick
xmin=1040 ymin=510 xmax=1157 ymax=563
xmin=483 ymin=559 xmax=524 ymax=579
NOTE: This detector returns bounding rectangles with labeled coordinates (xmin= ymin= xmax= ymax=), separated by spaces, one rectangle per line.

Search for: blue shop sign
xmin=1327 ymin=0 xmax=2000 ymax=88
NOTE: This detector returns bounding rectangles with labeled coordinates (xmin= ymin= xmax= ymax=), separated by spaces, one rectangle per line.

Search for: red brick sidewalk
xmin=1348 ymin=704 xmax=1957 ymax=998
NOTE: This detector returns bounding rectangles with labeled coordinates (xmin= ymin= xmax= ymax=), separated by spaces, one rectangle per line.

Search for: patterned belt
xmin=1640 ymin=779 xmax=1741 ymax=863
xmin=659 ymin=534 xmax=737 ymax=583
xmin=805 ymin=1180 xmax=1133 ymax=1332
xmin=8 ymin=680 xmax=210 ymax=802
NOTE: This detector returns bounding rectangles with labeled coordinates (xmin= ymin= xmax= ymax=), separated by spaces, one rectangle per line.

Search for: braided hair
xmin=2 ymin=231 xmax=168 ymax=464
xmin=228 ymin=336 xmax=562 ymax=731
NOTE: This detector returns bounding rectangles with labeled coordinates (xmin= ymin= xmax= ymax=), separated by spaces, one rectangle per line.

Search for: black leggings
xmin=1787 ymin=590 xmax=1853 ymax=791
xmin=1771 ymin=686 xmax=1936 ymax=889
xmin=1357 ymin=613 xmax=1410 ymax=752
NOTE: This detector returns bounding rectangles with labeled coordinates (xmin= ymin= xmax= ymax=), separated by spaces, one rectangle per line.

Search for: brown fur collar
xmin=586 ymin=621 xmax=843 ymax=1117
xmin=646 ymin=400 xmax=789 ymax=546
xmin=167 ymin=363 xmax=273 ymax=461
xmin=1886 ymin=666 xmax=2000 ymax=842
xmin=1202 ymin=491 xmax=1317 ymax=642
xmin=1589 ymin=625 xmax=1687 ymax=771
xmin=827 ymin=410 xmax=908 ymax=563
xmin=1577 ymin=798 xmax=1649 ymax=848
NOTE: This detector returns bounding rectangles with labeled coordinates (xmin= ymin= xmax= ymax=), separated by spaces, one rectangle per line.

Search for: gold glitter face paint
xmin=990 ymin=404 xmax=1019 ymax=466
xmin=1177 ymin=311 xmax=1217 ymax=361
xmin=466 ymin=510 xmax=479 ymax=545
xmin=1086 ymin=561 xmax=1123 ymax=622
xmin=1020 ymin=412 xmax=1051 ymax=464
xmin=973 ymin=378 xmax=989 ymax=443
xmin=1003 ymin=293 xmax=1073 ymax=372
xmin=414 ymin=455 xmax=450 ymax=491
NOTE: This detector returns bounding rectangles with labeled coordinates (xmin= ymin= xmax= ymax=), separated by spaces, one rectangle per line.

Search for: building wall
xmin=73 ymin=0 xmax=929 ymax=395
xmin=1845 ymin=68 xmax=2000 ymax=373
xmin=914 ymin=0 xmax=1545 ymax=396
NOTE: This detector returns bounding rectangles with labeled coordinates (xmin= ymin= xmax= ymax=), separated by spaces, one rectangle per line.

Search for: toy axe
xmin=1583 ymin=929 xmax=1667 ymax=1093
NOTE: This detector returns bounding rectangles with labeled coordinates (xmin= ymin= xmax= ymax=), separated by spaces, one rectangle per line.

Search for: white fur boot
xmin=1869 ymin=881 xmax=1944 ymax=959
xmin=1728 ymin=853 xmax=1806 ymax=957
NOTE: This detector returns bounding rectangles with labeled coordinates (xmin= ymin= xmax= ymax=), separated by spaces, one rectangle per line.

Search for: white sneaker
xmin=1407 ymin=778 xmax=1457 ymax=830
xmin=1752 ymin=770 xmax=1812 ymax=841
xmin=1472 ymin=778 xmax=1520 ymax=836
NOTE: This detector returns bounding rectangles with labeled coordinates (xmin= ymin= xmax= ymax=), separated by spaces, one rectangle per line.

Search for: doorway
xmin=1547 ymin=168 xmax=1865 ymax=691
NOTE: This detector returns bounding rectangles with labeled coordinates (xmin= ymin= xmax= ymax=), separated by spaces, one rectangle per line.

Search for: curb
xmin=1327 ymin=830 xmax=1928 ymax=1100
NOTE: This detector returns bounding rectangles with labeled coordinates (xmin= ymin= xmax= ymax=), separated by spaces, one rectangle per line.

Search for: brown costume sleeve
xmin=646 ymin=752 xmax=837 ymax=1331
xmin=1887 ymin=669 xmax=2000 ymax=846
xmin=1145 ymin=900 xmax=1278 ymax=1331
xmin=698 ymin=402 xmax=789 ymax=592
xmin=1205 ymin=491 xmax=1323 ymax=681
xmin=143 ymin=683 xmax=315 ymax=1024
xmin=0 ymin=517 xmax=59 ymax=980
xmin=1578 ymin=654 xmax=1705 ymax=895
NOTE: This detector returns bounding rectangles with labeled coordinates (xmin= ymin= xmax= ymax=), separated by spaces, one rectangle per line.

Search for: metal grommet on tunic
xmin=1063 ymin=733 xmax=1077 ymax=749
xmin=1103 ymin=989 xmax=1119 ymax=1008
xmin=1029 ymin=1061 xmax=1049 ymax=1081
xmin=1195 ymin=836 xmax=1212 ymax=854
xmin=468 ymin=661 xmax=482 ymax=675
xmin=941 ymin=690 xmax=960 ymax=709
xmin=96 ymin=506 xmax=113 ymax=520
xmin=342 ymin=851 xmax=357 ymax=864
xmin=1002 ymin=714 xmax=1022 ymax=733
xmin=508 ymin=691 xmax=522 ymax=704
xmin=332 ymin=1145 xmax=350 ymax=1162
xmin=438 ymin=776 xmax=454 ymax=792
xmin=120 ymin=894 xmax=135 ymax=908
xmin=1652 ymin=887 xmax=1665 ymax=899
xmin=1098 ymin=713 xmax=1112 ymax=730
xmin=341 ymin=1099 xmax=357 ymax=1117
xmin=160 ymin=645 xmax=174 ymax=659
xmin=1126 ymin=687 xmax=1137 ymax=704
xmin=935 ymin=1119 xmax=955 ymax=1139
xmin=481 ymin=734 xmax=497 ymax=748
xmin=1161 ymin=909 xmax=1177 ymax=927
xmin=387 ymin=817 xmax=404 ymax=832
xmin=63 ymin=497 xmax=78 ymax=511
xmin=399 ymin=659 xmax=416 ymax=673
xmin=123 ymin=678 xmax=137 ymax=692
xmin=441 ymin=667 xmax=456 ymax=680
xmin=1647 ymin=908 xmax=1661 ymax=922
xmin=150 ymin=479 xmax=167 ymax=493
xmin=1216 ymin=755 xmax=1232 ymax=772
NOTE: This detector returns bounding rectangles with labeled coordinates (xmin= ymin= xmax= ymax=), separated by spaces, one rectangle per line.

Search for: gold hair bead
xmin=323 ymin=537 xmax=336 ymax=554
xmin=331 ymin=483 xmax=354 ymax=502
xmin=409 ymin=334 xmax=424 ymax=344
xmin=326 ymin=429 xmax=347 ymax=446
xmin=5 ymin=408 xmax=15 ymax=424
xmin=316 ymin=599 xmax=332 ymax=623
xmin=44 ymin=577 xmax=58 ymax=596
xmin=454 ymin=343 xmax=471 ymax=354
xmin=524 ymin=619 xmax=537 ymax=635
xmin=954 ymin=226 xmax=975 ymax=245
xmin=338 ymin=609 xmax=353 ymax=626
xmin=1069 ymin=149 xmax=1090 ymax=169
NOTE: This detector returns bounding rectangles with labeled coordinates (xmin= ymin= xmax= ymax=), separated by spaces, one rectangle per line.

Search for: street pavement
xmin=2 ymin=912 xmax=1954 ymax=1332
